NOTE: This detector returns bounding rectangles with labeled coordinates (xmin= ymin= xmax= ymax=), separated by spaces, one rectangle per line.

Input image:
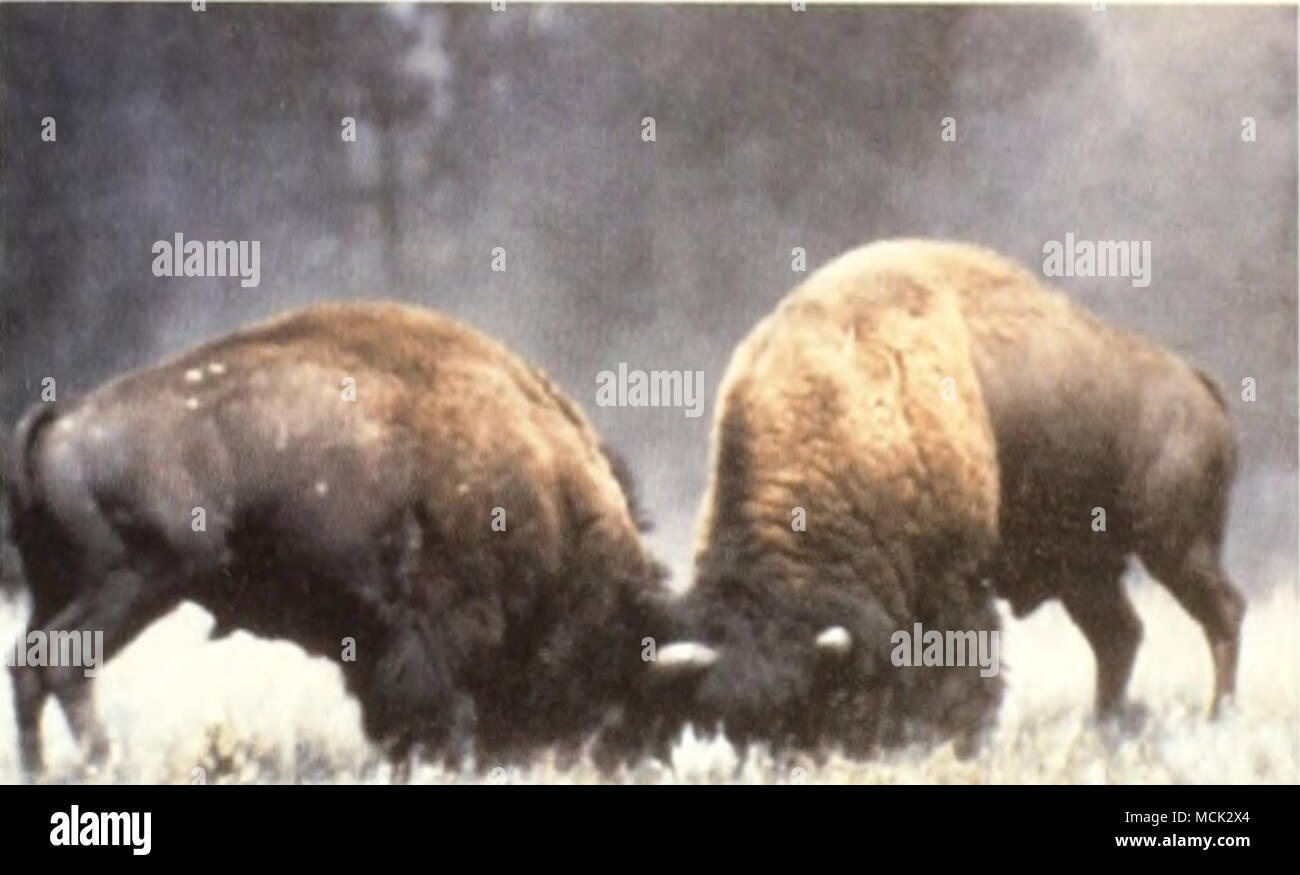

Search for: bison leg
xmin=31 ymin=566 xmax=181 ymax=772
xmin=1142 ymin=538 xmax=1244 ymax=716
xmin=11 ymin=661 xmax=47 ymax=779
xmin=352 ymin=628 xmax=478 ymax=772
xmin=12 ymin=592 xmax=80 ymax=778
xmin=12 ymin=646 xmax=107 ymax=778
xmin=12 ymin=632 xmax=114 ymax=776
xmin=1061 ymin=574 xmax=1143 ymax=717
xmin=50 ymin=677 xmax=110 ymax=767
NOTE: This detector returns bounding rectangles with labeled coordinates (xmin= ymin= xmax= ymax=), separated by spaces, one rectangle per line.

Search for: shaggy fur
xmin=7 ymin=301 xmax=670 ymax=777
xmin=832 ymin=239 xmax=1244 ymax=717
xmin=675 ymin=250 xmax=1006 ymax=757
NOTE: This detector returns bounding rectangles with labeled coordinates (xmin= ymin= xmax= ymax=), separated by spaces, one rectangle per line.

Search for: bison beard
xmin=653 ymin=252 xmax=1007 ymax=758
xmin=6 ymin=301 xmax=671 ymax=777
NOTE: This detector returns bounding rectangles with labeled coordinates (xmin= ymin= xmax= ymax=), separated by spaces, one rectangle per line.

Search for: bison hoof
xmin=86 ymin=735 xmax=111 ymax=767
xmin=1209 ymin=693 xmax=1237 ymax=720
xmin=952 ymin=728 xmax=986 ymax=761
xmin=388 ymin=757 xmax=413 ymax=785
xmin=1096 ymin=700 xmax=1148 ymax=737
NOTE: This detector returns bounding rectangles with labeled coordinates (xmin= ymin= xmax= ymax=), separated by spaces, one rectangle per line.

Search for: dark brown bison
xmin=649 ymin=247 xmax=1006 ymax=757
xmin=6 ymin=301 xmax=669 ymax=777
xmin=831 ymin=239 xmax=1244 ymax=719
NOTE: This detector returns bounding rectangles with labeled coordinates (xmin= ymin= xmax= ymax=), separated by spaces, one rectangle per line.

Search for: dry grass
xmin=1 ymin=577 xmax=1295 ymax=784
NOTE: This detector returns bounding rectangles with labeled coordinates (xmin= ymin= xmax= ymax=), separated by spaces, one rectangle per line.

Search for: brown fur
xmin=7 ymin=301 xmax=670 ymax=776
xmin=677 ymin=250 xmax=1005 ymax=756
xmin=818 ymin=239 xmax=1244 ymax=717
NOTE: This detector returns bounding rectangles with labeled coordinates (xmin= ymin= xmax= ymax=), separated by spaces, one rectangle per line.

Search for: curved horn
xmin=815 ymin=625 xmax=852 ymax=655
xmin=653 ymin=641 xmax=719 ymax=671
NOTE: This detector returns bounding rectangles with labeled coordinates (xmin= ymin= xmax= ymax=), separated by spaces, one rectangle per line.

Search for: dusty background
xmin=1 ymin=3 xmax=1296 ymax=783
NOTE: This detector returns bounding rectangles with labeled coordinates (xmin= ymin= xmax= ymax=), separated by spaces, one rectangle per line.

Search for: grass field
xmin=1 ymin=578 xmax=1295 ymax=784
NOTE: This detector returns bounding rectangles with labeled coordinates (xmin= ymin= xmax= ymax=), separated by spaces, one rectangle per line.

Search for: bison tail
xmin=7 ymin=401 xmax=61 ymax=512
xmin=1192 ymin=368 xmax=1239 ymax=486
xmin=2 ymin=402 xmax=59 ymax=600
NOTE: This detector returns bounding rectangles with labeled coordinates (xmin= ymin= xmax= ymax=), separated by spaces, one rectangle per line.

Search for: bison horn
xmin=653 ymin=641 xmax=720 ymax=671
xmin=815 ymin=625 xmax=852 ymax=655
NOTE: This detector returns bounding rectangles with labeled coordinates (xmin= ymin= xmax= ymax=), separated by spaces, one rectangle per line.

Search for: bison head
xmin=638 ymin=573 xmax=908 ymax=758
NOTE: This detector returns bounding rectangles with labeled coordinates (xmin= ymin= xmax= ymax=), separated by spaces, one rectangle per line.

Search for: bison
xmin=6 ymin=301 xmax=670 ymax=777
xmin=793 ymin=239 xmax=1244 ymax=720
xmin=922 ymin=238 xmax=1244 ymax=718
xmin=648 ymin=247 xmax=1006 ymax=757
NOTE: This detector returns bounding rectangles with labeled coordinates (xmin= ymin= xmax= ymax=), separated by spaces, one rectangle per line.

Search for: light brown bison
xmin=821 ymin=239 xmax=1244 ymax=718
xmin=651 ymin=247 xmax=1006 ymax=756
xmin=7 ymin=301 xmax=670 ymax=777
